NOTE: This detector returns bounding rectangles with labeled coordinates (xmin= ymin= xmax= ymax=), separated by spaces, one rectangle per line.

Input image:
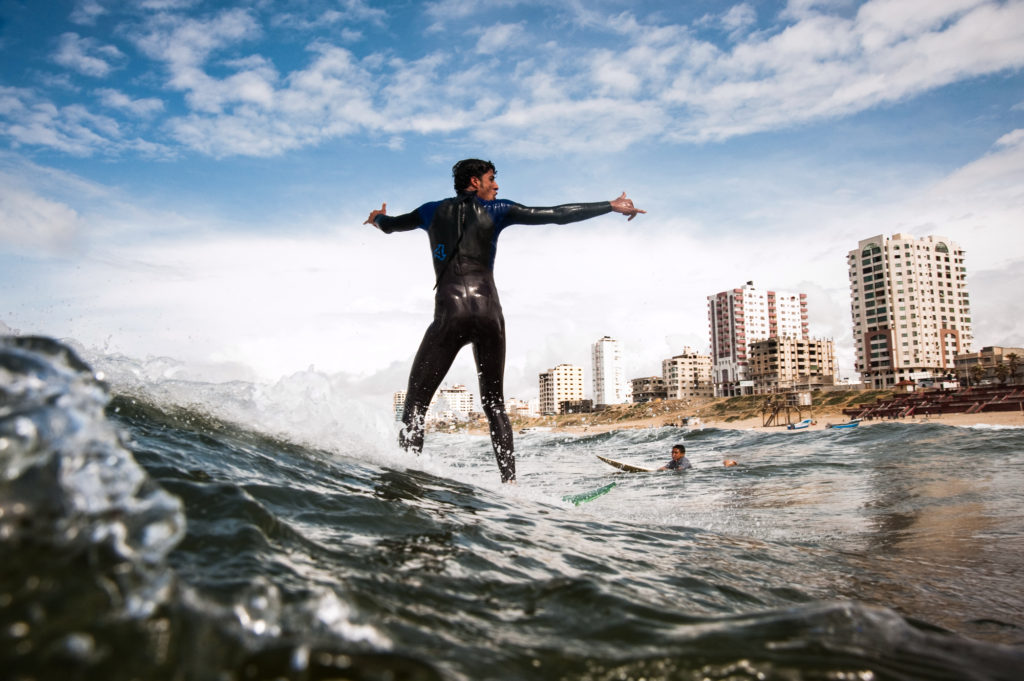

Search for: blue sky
xmin=2 ymin=0 xmax=1023 ymax=403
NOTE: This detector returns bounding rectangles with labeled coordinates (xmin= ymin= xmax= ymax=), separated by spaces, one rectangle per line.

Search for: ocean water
xmin=2 ymin=336 xmax=1023 ymax=681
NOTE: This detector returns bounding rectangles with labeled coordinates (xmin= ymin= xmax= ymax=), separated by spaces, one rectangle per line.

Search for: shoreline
xmin=460 ymin=408 xmax=1024 ymax=436
xmin=527 ymin=409 xmax=1024 ymax=435
xmin=457 ymin=390 xmax=1024 ymax=437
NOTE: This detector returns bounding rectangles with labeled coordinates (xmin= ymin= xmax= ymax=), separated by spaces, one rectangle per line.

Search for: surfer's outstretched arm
xmin=364 ymin=203 xmax=423 ymax=233
xmin=504 ymin=192 xmax=644 ymax=227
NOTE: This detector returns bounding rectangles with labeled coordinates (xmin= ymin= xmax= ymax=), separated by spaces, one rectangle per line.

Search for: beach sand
xmin=549 ymin=409 xmax=1024 ymax=435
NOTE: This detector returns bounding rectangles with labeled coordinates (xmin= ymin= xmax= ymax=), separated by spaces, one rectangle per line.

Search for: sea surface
xmin=3 ymin=336 xmax=1024 ymax=681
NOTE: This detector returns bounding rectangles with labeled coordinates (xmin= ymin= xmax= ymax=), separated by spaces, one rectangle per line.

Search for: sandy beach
xmin=544 ymin=409 xmax=1024 ymax=435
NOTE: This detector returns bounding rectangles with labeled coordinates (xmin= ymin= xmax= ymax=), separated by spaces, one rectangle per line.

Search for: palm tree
xmin=1007 ymin=353 xmax=1020 ymax=385
xmin=994 ymin=363 xmax=1010 ymax=385
xmin=969 ymin=363 xmax=985 ymax=387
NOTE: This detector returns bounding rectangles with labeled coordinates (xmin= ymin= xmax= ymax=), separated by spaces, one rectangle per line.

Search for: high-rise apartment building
xmin=434 ymin=384 xmax=474 ymax=418
xmin=393 ymin=390 xmax=406 ymax=422
xmin=591 ymin=336 xmax=629 ymax=407
xmin=707 ymin=281 xmax=808 ymax=396
xmin=394 ymin=384 xmax=473 ymax=422
xmin=848 ymin=234 xmax=972 ymax=388
xmin=662 ymin=347 xmax=713 ymax=399
xmin=539 ymin=364 xmax=584 ymax=415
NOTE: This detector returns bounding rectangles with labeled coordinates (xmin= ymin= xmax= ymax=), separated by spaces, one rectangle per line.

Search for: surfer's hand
xmin=364 ymin=203 xmax=387 ymax=227
xmin=610 ymin=192 xmax=644 ymax=221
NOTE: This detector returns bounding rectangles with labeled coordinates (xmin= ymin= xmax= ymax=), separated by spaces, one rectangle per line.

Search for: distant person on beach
xmin=660 ymin=444 xmax=692 ymax=471
xmin=365 ymin=159 xmax=644 ymax=483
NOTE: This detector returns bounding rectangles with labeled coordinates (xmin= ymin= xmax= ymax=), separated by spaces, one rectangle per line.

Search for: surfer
xmin=659 ymin=444 xmax=692 ymax=471
xmin=365 ymin=159 xmax=644 ymax=483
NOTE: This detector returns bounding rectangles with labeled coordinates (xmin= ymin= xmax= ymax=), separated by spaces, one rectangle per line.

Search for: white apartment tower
xmin=433 ymin=384 xmax=475 ymax=420
xmin=708 ymin=281 xmax=808 ymax=397
xmin=591 ymin=336 xmax=629 ymax=407
xmin=539 ymin=364 xmax=584 ymax=415
xmin=848 ymin=234 xmax=972 ymax=389
xmin=662 ymin=347 xmax=713 ymax=399
xmin=392 ymin=390 xmax=406 ymax=422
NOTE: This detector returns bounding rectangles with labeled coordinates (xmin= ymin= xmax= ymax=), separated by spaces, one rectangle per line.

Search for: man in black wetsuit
xmin=365 ymin=159 xmax=644 ymax=483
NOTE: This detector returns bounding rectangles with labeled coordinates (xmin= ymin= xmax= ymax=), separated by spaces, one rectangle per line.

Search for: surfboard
xmin=562 ymin=482 xmax=616 ymax=506
xmin=596 ymin=455 xmax=655 ymax=473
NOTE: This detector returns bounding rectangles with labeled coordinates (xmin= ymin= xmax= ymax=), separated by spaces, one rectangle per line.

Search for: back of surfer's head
xmin=452 ymin=158 xmax=495 ymax=193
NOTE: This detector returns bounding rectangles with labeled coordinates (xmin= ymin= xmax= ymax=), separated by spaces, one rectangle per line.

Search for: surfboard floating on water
xmin=596 ymin=454 xmax=654 ymax=473
xmin=562 ymin=482 xmax=616 ymax=506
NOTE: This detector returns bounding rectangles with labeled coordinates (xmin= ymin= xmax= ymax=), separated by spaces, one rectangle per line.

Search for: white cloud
xmin=721 ymin=3 xmax=758 ymax=39
xmin=474 ymin=22 xmax=526 ymax=54
xmin=132 ymin=8 xmax=261 ymax=71
xmin=666 ymin=0 xmax=1024 ymax=142
xmin=96 ymin=88 xmax=165 ymax=117
xmin=53 ymin=32 xmax=124 ymax=77
xmin=855 ymin=0 xmax=986 ymax=51
xmin=138 ymin=0 xmax=201 ymax=10
xmin=0 ymin=86 xmax=125 ymax=155
xmin=0 ymin=181 xmax=81 ymax=254
xmin=70 ymin=0 xmax=107 ymax=26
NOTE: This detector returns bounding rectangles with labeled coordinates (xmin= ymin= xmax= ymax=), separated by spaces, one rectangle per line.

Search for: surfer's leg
xmin=472 ymin=320 xmax=515 ymax=483
xmin=401 ymin=320 xmax=463 ymax=453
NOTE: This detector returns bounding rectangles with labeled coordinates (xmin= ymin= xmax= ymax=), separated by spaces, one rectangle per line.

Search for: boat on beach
xmin=787 ymin=418 xmax=814 ymax=430
xmin=827 ymin=419 xmax=861 ymax=429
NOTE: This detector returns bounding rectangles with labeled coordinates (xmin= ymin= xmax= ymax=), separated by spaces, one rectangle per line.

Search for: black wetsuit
xmin=375 ymin=192 xmax=612 ymax=482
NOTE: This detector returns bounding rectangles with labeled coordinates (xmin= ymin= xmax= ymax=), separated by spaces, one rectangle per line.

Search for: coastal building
xmin=707 ymin=281 xmax=808 ymax=397
xmin=848 ymin=234 xmax=973 ymax=389
xmin=591 ymin=336 xmax=630 ymax=407
xmin=392 ymin=390 xmax=406 ymax=422
xmin=432 ymin=384 xmax=474 ymax=420
xmin=505 ymin=397 xmax=534 ymax=418
xmin=539 ymin=364 xmax=584 ymax=415
xmin=954 ymin=346 xmax=1023 ymax=386
xmin=631 ymin=376 xmax=667 ymax=403
xmin=559 ymin=399 xmax=594 ymax=414
xmin=661 ymin=347 xmax=713 ymax=399
xmin=747 ymin=337 xmax=836 ymax=394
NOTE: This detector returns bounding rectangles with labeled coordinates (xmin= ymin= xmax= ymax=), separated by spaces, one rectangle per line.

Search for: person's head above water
xmin=671 ymin=444 xmax=686 ymax=459
xmin=453 ymin=158 xmax=497 ymax=197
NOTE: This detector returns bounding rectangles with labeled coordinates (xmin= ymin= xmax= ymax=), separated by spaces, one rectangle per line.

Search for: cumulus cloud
xmin=0 ymin=86 xmax=124 ymax=155
xmin=70 ymin=0 xmax=107 ymax=26
xmin=53 ymin=32 xmax=124 ymax=77
xmin=96 ymin=88 xmax=165 ymax=117
xmin=132 ymin=7 xmax=261 ymax=72
xmin=721 ymin=3 xmax=758 ymax=40
xmin=474 ymin=22 xmax=526 ymax=54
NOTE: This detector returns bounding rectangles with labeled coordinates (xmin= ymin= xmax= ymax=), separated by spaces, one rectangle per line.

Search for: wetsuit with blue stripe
xmin=375 ymin=192 xmax=612 ymax=482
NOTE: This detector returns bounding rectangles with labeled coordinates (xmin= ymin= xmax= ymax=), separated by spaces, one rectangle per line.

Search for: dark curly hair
xmin=452 ymin=158 xmax=495 ymax=193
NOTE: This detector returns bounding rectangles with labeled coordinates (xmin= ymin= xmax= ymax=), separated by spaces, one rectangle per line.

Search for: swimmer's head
xmin=453 ymin=158 xmax=496 ymax=193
